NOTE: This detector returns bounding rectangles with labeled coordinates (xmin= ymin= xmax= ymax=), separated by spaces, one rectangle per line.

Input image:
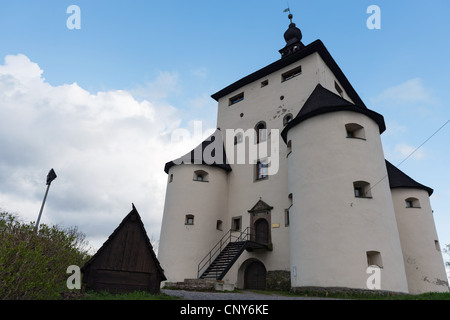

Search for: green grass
xmin=64 ymin=289 xmax=450 ymax=300
xmin=253 ymin=289 xmax=450 ymax=300
xmin=73 ymin=290 xmax=181 ymax=300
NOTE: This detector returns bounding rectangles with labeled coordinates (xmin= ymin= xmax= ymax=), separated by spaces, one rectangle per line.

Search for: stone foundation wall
xmin=266 ymin=270 xmax=291 ymax=291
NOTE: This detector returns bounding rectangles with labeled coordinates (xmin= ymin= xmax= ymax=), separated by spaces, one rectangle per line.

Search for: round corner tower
xmin=158 ymin=131 xmax=230 ymax=283
xmin=281 ymin=84 xmax=409 ymax=293
xmin=387 ymin=161 xmax=449 ymax=293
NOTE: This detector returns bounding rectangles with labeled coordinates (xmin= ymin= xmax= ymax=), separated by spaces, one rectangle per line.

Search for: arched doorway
xmin=254 ymin=219 xmax=269 ymax=244
xmin=244 ymin=260 xmax=266 ymax=290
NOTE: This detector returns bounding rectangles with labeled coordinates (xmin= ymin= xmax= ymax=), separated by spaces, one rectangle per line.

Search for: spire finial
xmin=283 ymin=5 xmax=293 ymax=23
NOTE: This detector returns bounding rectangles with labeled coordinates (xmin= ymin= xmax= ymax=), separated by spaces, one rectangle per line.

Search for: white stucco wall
xmin=287 ymin=111 xmax=409 ymax=293
xmin=158 ymin=164 xmax=229 ymax=283
xmin=392 ymin=188 xmax=449 ymax=293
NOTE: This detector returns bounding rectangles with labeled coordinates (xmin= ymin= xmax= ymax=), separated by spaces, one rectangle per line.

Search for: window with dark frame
xmin=354 ymin=181 xmax=372 ymax=198
xmin=405 ymin=197 xmax=421 ymax=208
xmin=255 ymin=122 xmax=267 ymax=144
xmin=185 ymin=215 xmax=194 ymax=225
xmin=232 ymin=217 xmax=241 ymax=231
xmin=282 ymin=66 xmax=302 ymax=82
xmin=229 ymin=92 xmax=244 ymax=106
xmin=256 ymin=160 xmax=268 ymax=181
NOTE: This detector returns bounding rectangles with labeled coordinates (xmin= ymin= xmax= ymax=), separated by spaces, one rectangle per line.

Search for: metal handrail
xmin=197 ymin=227 xmax=253 ymax=278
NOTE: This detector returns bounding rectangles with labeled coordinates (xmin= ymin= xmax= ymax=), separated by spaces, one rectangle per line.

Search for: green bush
xmin=0 ymin=212 xmax=90 ymax=300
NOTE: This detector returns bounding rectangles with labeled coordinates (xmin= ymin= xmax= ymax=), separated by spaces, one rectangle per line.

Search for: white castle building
xmin=158 ymin=15 xmax=448 ymax=294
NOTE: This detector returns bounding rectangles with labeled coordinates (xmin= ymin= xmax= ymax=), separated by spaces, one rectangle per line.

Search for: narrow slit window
xmin=435 ymin=240 xmax=441 ymax=252
xmin=335 ymin=81 xmax=344 ymax=97
xmin=255 ymin=121 xmax=267 ymax=143
xmin=282 ymin=66 xmax=302 ymax=82
xmin=256 ymin=160 xmax=268 ymax=181
xmin=287 ymin=140 xmax=292 ymax=157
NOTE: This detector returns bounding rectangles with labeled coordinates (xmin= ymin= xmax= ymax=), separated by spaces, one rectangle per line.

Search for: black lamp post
xmin=35 ymin=169 xmax=57 ymax=231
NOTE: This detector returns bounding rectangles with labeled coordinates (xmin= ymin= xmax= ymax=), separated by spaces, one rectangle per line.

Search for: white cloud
xmin=394 ymin=143 xmax=426 ymax=161
xmin=373 ymin=78 xmax=436 ymax=105
xmin=0 ymin=54 xmax=206 ymax=251
xmin=130 ymin=71 xmax=181 ymax=101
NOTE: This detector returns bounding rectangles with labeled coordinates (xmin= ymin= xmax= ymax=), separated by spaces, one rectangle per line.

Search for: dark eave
xmin=164 ymin=129 xmax=232 ymax=174
xmin=281 ymin=84 xmax=386 ymax=143
xmin=211 ymin=39 xmax=366 ymax=109
xmin=385 ymin=160 xmax=434 ymax=196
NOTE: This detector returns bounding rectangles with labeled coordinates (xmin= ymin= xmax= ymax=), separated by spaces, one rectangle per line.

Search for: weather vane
xmin=283 ymin=5 xmax=293 ymax=23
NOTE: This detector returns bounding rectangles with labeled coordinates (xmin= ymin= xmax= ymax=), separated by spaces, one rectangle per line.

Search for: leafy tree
xmin=0 ymin=212 xmax=90 ymax=300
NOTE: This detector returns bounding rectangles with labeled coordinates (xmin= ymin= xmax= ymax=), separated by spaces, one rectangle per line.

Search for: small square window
xmin=367 ymin=251 xmax=383 ymax=268
xmin=232 ymin=217 xmax=241 ymax=231
xmin=282 ymin=66 xmax=302 ymax=82
xmin=229 ymin=92 xmax=244 ymax=106
xmin=354 ymin=181 xmax=372 ymax=198
xmin=185 ymin=215 xmax=194 ymax=225
xmin=405 ymin=197 xmax=420 ymax=208
xmin=261 ymin=80 xmax=269 ymax=88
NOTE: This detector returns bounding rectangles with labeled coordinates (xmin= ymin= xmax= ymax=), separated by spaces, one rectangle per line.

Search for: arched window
xmin=194 ymin=170 xmax=209 ymax=182
xmin=367 ymin=251 xmax=383 ymax=268
xmin=345 ymin=123 xmax=366 ymax=140
xmin=255 ymin=121 xmax=267 ymax=144
xmin=234 ymin=132 xmax=243 ymax=145
xmin=283 ymin=113 xmax=293 ymax=126
xmin=405 ymin=197 xmax=421 ymax=208
xmin=353 ymin=181 xmax=372 ymax=198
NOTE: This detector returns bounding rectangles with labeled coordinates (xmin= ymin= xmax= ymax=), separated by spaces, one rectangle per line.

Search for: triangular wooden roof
xmin=81 ymin=204 xmax=166 ymax=280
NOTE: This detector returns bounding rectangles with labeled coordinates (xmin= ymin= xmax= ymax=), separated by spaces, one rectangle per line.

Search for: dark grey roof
xmin=281 ymin=84 xmax=386 ymax=143
xmin=385 ymin=160 xmax=433 ymax=196
xmin=164 ymin=129 xmax=232 ymax=174
xmin=211 ymin=39 xmax=366 ymax=109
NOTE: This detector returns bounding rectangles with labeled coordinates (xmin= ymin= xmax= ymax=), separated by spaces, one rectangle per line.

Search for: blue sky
xmin=0 ymin=1 xmax=449 ymax=275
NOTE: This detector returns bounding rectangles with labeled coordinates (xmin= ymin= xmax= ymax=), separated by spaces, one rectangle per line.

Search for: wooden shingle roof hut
xmin=81 ymin=204 xmax=166 ymax=294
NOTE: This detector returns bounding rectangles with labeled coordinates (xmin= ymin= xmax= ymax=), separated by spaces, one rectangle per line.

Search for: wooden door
xmin=254 ymin=219 xmax=269 ymax=244
xmin=244 ymin=261 xmax=266 ymax=290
